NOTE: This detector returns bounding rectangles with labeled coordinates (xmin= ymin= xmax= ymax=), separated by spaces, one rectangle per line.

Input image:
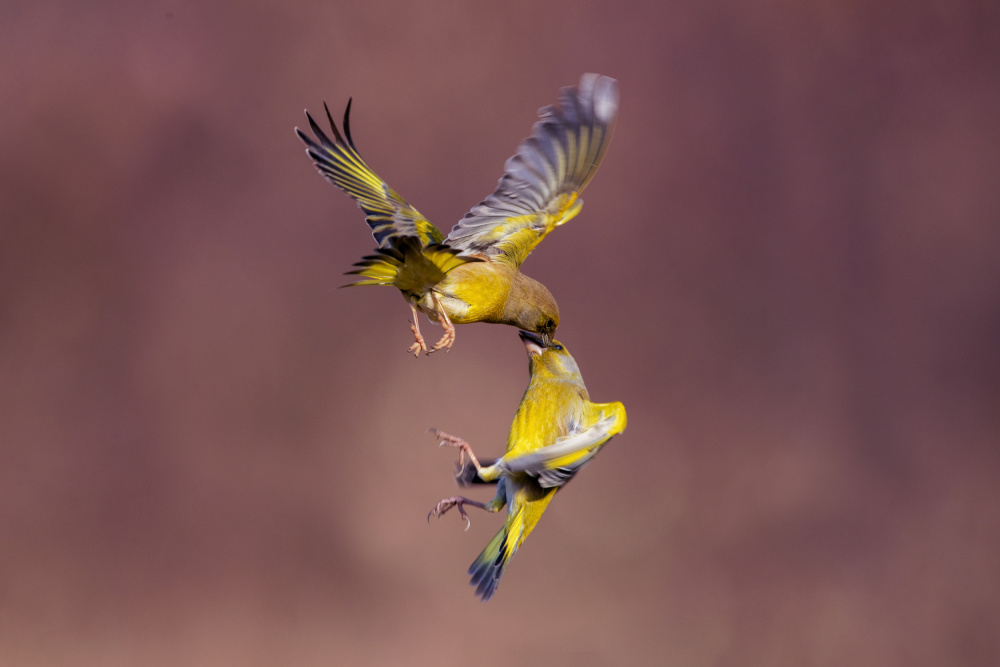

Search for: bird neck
xmin=528 ymin=361 xmax=587 ymax=394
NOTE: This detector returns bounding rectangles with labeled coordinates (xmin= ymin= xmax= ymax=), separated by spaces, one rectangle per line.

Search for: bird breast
xmin=434 ymin=261 xmax=514 ymax=324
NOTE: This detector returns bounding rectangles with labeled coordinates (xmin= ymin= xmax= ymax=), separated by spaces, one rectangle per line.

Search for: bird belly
xmin=414 ymin=291 xmax=471 ymax=323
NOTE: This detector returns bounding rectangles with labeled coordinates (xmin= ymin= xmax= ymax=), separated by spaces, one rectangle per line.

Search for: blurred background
xmin=2 ymin=0 xmax=999 ymax=664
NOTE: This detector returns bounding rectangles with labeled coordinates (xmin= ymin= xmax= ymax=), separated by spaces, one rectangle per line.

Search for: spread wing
xmin=445 ymin=74 xmax=619 ymax=267
xmin=500 ymin=413 xmax=621 ymax=489
xmin=296 ymin=101 xmax=445 ymax=248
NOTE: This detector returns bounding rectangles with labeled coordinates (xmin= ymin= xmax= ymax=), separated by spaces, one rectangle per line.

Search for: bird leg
xmin=427 ymin=432 xmax=509 ymax=530
xmin=427 ymin=496 xmax=492 ymax=531
xmin=430 ymin=428 xmax=482 ymax=471
xmin=407 ymin=302 xmax=428 ymax=357
xmin=454 ymin=457 xmax=500 ymax=487
xmin=427 ymin=292 xmax=456 ymax=353
xmin=429 ymin=428 xmax=503 ymax=483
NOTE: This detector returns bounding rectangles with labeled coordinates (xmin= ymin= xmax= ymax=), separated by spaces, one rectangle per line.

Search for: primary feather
xmin=446 ymin=74 xmax=619 ymax=268
xmin=296 ymin=101 xmax=445 ymax=248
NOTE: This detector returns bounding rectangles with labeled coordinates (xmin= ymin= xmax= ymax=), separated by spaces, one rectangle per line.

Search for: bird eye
xmin=554 ymin=344 xmax=564 ymax=351
xmin=544 ymin=318 xmax=555 ymax=330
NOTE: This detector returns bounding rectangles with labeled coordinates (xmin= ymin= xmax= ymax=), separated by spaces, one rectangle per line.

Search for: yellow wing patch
xmin=489 ymin=194 xmax=583 ymax=267
xmin=297 ymin=101 xmax=445 ymax=248
xmin=445 ymin=74 xmax=618 ymax=268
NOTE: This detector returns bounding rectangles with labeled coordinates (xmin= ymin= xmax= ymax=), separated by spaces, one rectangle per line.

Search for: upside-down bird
xmin=296 ymin=74 xmax=618 ymax=356
xmin=428 ymin=331 xmax=627 ymax=600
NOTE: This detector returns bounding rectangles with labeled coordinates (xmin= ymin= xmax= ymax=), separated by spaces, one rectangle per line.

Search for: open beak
xmin=518 ymin=330 xmax=547 ymax=357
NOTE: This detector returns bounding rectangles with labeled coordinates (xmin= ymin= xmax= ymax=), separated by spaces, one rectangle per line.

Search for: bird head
xmin=504 ymin=275 xmax=559 ymax=346
xmin=518 ymin=330 xmax=582 ymax=382
xmin=512 ymin=302 xmax=559 ymax=347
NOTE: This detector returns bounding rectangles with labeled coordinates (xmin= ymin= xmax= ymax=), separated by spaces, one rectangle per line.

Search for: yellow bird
xmin=428 ymin=331 xmax=627 ymax=600
xmin=296 ymin=74 xmax=618 ymax=356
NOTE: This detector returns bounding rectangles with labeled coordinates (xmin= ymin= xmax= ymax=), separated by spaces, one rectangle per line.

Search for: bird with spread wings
xmin=428 ymin=331 xmax=627 ymax=600
xmin=296 ymin=74 xmax=618 ymax=356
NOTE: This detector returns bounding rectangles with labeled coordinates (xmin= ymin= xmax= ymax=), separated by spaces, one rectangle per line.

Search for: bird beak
xmin=518 ymin=330 xmax=546 ymax=357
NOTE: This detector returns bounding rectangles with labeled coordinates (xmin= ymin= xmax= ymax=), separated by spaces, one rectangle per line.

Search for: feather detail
xmin=445 ymin=74 xmax=618 ymax=268
xmin=296 ymin=101 xmax=446 ymax=247
xmin=341 ymin=236 xmax=482 ymax=293
xmin=468 ymin=525 xmax=509 ymax=601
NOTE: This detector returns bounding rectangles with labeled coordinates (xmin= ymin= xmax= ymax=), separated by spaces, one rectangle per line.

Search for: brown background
xmin=2 ymin=1 xmax=999 ymax=664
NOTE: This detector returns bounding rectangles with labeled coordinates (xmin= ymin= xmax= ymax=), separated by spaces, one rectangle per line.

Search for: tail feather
xmin=468 ymin=527 xmax=507 ymax=601
xmin=343 ymin=248 xmax=401 ymax=286
xmin=341 ymin=236 xmax=481 ymax=289
xmin=468 ymin=508 xmax=524 ymax=601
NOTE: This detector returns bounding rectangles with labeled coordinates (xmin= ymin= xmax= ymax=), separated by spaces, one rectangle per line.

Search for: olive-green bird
xmin=295 ymin=74 xmax=619 ymax=356
xmin=428 ymin=331 xmax=627 ymax=600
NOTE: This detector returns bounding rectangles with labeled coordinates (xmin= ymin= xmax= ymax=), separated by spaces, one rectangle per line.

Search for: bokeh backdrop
xmin=2 ymin=1 xmax=999 ymax=664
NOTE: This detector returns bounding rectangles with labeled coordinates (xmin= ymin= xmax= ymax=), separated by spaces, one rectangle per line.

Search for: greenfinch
xmin=296 ymin=74 xmax=618 ymax=356
xmin=428 ymin=331 xmax=627 ymax=600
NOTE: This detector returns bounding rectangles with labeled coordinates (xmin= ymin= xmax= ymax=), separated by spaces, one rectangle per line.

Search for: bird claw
xmin=428 ymin=328 xmax=455 ymax=353
xmin=427 ymin=497 xmax=472 ymax=531
xmin=408 ymin=321 xmax=428 ymax=357
xmin=427 ymin=433 xmax=487 ymax=527
xmin=426 ymin=292 xmax=455 ymax=353
xmin=429 ymin=429 xmax=476 ymax=470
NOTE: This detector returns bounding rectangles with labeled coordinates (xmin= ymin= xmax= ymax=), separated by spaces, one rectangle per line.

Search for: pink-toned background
xmin=2 ymin=1 xmax=998 ymax=664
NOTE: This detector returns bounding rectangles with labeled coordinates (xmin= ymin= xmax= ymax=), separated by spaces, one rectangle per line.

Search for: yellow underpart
xmin=437 ymin=262 xmax=513 ymax=323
